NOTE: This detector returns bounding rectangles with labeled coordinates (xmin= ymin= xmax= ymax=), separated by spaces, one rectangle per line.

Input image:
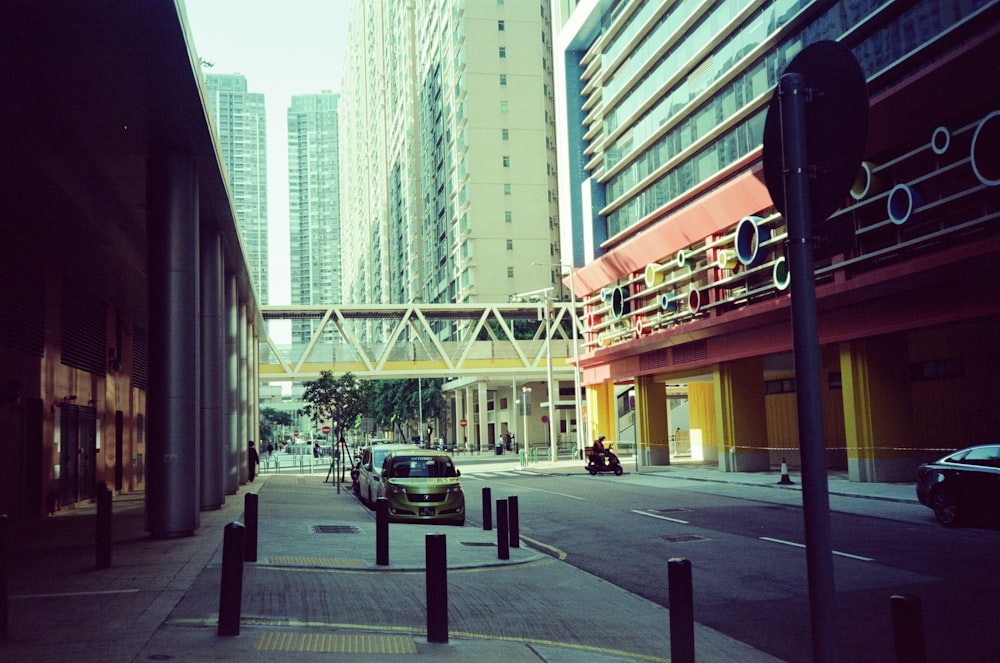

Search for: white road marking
xmin=12 ymin=588 xmax=141 ymax=599
xmin=760 ymin=536 xmax=874 ymax=561
xmin=631 ymin=509 xmax=689 ymax=524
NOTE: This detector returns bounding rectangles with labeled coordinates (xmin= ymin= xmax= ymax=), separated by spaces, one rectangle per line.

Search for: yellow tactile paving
xmin=268 ymin=556 xmax=366 ymax=568
xmin=254 ymin=631 xmax=417 ymax=653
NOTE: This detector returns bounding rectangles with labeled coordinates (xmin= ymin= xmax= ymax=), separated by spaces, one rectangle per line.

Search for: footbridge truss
xmin=259 ymin=303 xmax=582 ymax=383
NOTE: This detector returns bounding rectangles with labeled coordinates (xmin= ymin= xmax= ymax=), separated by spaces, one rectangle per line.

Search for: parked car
xmin=356 ymin=442 xmax=412 ymax=508
xmin=377 ymin=449 xmax=465 ymax=526
xmin=916 ymin=444 xmax=1000 ymax=526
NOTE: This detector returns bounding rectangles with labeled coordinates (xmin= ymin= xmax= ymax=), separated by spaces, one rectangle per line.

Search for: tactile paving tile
xmin=268 ymin=556 xmax=366 ymax=568
xmin=255 ymin=631 xmax=417 ymax=653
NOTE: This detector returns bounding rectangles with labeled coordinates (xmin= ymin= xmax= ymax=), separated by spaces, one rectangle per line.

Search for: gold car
xmin=378 ymin=449 xmax=465 ymax=526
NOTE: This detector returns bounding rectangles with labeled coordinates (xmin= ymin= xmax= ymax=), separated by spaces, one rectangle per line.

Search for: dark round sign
xmin=762 ymin=41 xmax=869 ymax=223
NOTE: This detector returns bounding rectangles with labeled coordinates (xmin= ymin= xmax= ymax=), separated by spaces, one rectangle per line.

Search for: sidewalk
xmin=2 ymin=461 xmax=920 ymax=662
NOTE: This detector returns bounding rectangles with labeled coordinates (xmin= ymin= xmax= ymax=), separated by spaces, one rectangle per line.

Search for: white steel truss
xmin=259 ymin=302 xmax=582 ymax=382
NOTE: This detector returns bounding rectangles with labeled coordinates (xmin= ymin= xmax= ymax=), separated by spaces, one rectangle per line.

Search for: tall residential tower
xmin=288 ymin=92 xmax=343 ymax=348
xmin=339 ymin=0 xmax=561 ymax=307
xmin=204 ymin=73 xmax=270 ymax=303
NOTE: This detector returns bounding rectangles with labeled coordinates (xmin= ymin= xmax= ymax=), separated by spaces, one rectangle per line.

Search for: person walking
xmin=248 ymin=441 xmax=260 ymax=481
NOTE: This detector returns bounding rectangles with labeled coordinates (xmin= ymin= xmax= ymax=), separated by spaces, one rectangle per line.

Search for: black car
xmin=916 ymin=444 xmax=1000 ymax=526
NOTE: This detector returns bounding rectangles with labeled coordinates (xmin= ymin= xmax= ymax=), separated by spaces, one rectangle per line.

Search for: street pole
xmin=544 ymin=300 xmax=557 ymax=462
xmin=522 ymin=386 xmax=531 ymax=457
xmin=781 ymin=71 xmax=836 ymax=663
xmin=565 ymin=266 xmax=584 ymax=459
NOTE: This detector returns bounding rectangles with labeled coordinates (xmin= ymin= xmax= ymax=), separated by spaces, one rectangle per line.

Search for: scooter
xmin=585 ymin=444 xmax=623 ymax=476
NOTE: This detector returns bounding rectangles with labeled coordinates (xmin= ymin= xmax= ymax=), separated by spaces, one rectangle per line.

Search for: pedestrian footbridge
xmin=259 ymin=303 xmax=581 ymax=382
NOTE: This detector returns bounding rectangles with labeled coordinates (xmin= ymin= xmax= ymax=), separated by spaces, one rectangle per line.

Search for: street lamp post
xmin=521 ymin=386 xmax=531 ymax=456
xmin=544 ymin=300 xmax=557 ymax=462
xmin=534 ymin=261 xmax=585 ymax=460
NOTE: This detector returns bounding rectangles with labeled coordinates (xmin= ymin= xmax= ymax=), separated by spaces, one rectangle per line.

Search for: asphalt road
xmin=460 ymin=467 xmax=1000 ymax=663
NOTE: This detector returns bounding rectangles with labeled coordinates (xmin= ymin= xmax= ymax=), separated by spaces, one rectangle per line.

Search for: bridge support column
xmin=477 ymin=382 xmax=488 ymax=456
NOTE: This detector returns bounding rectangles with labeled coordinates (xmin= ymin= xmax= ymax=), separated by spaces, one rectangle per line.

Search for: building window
xmin=506 ymin=239 xmax=513 ymax=250
xmin=498 ymin=20 xmax=505 ymax=31
xmin=507 ymin=267 xmax=514 ymax=278
xmin=504 ymin=211 xmax=512 ymax=223
xmin=502 ymin=156 xmax=510 ymax=167
xmin=500 ymin=101 xmax=508 ymax=112
xmin=503 ymin=183 xmax=511 ymax=195
xmin=499 ymin=47 xmax=506 ymax=59
xmin=501 ymin=128 xmax=509 ymax=140
xmin=499 ymin=74 xmax=507 ymax=86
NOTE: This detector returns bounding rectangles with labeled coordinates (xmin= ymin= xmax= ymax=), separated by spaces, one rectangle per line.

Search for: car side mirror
xmin=455 ymin=469 xmax=461 ymax=477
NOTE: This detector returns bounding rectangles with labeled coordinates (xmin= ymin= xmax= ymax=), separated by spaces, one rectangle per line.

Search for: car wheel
xmin=931 ymin=487 xmax=960 ymax=527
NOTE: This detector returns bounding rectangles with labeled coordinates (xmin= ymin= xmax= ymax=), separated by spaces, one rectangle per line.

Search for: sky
xmin=182 ymin=0 xmax=355 ymax=307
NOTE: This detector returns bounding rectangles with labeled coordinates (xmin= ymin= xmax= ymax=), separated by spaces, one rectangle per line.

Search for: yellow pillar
xmin=839 ymin=337 xmax=912 ymax=482
xmin=687 ymin=382 xmax=717 ymax=463
xmin=635 ymin=375 xmax=669 ymax=465
xmin=714 ymin=357 xmax=768 ymax=472
xmin=586 ymin=381 xmax=616 ymax=445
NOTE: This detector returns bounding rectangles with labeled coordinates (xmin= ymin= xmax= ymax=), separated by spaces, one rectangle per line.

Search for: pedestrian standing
xmin=248 ymin=441 xmax=259 ymax=481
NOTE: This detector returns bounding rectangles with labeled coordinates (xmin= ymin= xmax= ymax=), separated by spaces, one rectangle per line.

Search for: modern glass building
xmin=204 ymin=73 xmax=270 ymax=304
xmin=553 ymin=0 xmax=1000 ymax=481
xmin=288 ymin=92 xmax=343 ymax=349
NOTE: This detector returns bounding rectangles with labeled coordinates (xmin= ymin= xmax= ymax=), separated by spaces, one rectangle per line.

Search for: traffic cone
xmin=777 ymin=457 xmax=793 ymax=485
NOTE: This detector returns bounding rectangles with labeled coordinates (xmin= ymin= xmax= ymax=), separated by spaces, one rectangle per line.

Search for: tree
xmin=369 ymin=378 xmax=447 ymax=443
xmin=260 ymin=407 xmax=293 ymax=444
xmin=299 ymin=372 xmax=373 ymax=443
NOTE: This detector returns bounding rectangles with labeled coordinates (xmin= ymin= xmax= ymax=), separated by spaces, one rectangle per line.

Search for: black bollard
xmin=95 ymin=484 xmax=112 ymax=569
xmin=508 ymin=495 xmax=519 ymax=548
xmin=481 ymin=487 xmax=492 ymax=531
xmin=425 ymin=534 xmax=448 ymax=643
xmin=496 ymin=499 xmax=509 ymax=560
xmin=218 ymin=522 xmax=245 ymax=636
xmin=376 ymin=498 xmax=389 ymax=566
xmin=668 ymin=557 xmax=695 ymax=663
xmin=1 ymin=514 xmax=7 ymax=641
xmin=244 ymin=493 xmax=258 ymax=563
xmin=890 ymin=594 xmax=927 ymax=663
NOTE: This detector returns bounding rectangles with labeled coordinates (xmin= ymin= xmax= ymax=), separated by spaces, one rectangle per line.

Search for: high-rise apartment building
xmin=288 ymin=92 xmax=342 ymax=347
xmin=340 ymin=0 xmax=561 ymax=307
xmin=204 ymin=73 xmax=270 ymax=303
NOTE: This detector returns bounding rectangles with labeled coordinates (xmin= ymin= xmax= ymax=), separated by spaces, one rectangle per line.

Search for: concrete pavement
xmin=1 ymin=457 xmax=925 ymax=662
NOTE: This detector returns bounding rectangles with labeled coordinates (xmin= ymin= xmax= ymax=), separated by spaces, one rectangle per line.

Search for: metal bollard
xmin=508 ymin=495 xmax=519 ymax=548
xmin=425 ymin=533 xmax=448 ymax=643
xmin=668 ymin=557 xmax=695 ymax=663
xmin=95 ymin=484 xmax=112 ymax=569
xmin=244 ymin=493 xmax=258 ymax=563
xmin=891 ymin=594 xmax=927 ymax=663
xmin=376 ymin=498 xmax=389 ymax=566
xmin=218 ymin=522 xmax=245 ymax=636
xmin=496 ymin=499 xmax=509 ymax=560
xmin=1 ymin=514 xmax=7 ymax=641
xmin=481 ymin=487 xmax=492 ymax=531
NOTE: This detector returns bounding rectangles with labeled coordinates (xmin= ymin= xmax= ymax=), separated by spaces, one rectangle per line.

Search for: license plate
xmin=419 ymin=507 xmax=435 ymax=517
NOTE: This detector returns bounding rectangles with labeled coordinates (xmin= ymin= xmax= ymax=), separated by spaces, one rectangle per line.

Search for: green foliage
xmin=259 ymin=407 xmax=294 ymax=442
xmin=299 ymin=372 xmax=373 ymax=440
xmin=369 ymin=378 xmax=447 ymax=440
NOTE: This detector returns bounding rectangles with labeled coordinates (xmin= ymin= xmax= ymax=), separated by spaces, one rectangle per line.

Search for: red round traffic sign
xmin=294 ymin=430 xmax=299 ymax=437
xmin=459 ymin=419 xmax=468 ymax=427
xmin=321 ymin=425 xmax=331 ymax=435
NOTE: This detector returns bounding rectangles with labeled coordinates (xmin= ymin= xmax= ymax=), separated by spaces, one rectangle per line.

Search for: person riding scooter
xmin=586 ymin=435 xmax=623 ymax=475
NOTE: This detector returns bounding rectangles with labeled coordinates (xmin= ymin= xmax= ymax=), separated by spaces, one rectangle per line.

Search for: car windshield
xmin=390 ymin=456 xmax=457 ymax=478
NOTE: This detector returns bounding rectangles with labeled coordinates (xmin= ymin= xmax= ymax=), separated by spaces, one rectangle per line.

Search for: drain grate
xmin=653 ymin=508 xmax=689 ymax=514
xmin=312 ymin=525 xmax=361 ymax=534
xmin=661 ymin=534 xmax=706 ymax=543
xmin=461 ymin=541 xmax=496 ymax=547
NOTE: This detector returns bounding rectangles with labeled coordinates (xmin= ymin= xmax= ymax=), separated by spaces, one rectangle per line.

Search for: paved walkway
xmin=1 ymin=460 xmax=923 ymax=662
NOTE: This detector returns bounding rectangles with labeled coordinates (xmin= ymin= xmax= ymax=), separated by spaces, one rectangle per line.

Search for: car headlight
xmin=935 ymin=471 xmax=945 ymax=483
xmin=391 ymin=485 xmax=407 ymax=495
xmin=447 ymin=485 xmax=462 ymax=494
